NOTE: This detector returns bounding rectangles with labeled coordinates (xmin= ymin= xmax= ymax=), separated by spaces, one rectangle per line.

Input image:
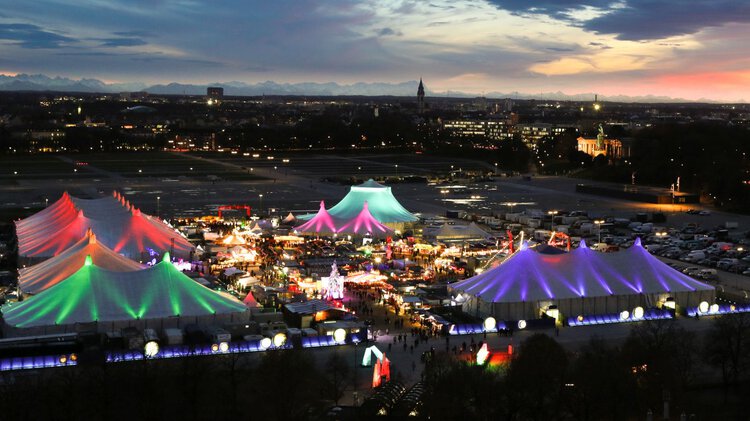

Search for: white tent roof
xmin=428 ymin=222 xmax=491 ymax=240
xmin=450 ymin=239 xmax=714 ymax=303
xmin=284 ymin=299 xmax=334 ymax=314
xmin=18 ymin=229 xmax=144 ymax=294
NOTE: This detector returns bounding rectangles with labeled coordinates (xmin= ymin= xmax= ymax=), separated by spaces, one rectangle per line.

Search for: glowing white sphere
xmin=517 ymin=320 xmax=527 ymax=330
xmin=633 ymin=306 xmax=644 ymax=319
xmin=620 ymin=310 xmax=630 ymax=320
xmin=698 ymin=301 xmax=709 ymax=313
xmin=219 ymin=342 xmax=229 ymax=352
xmin=333 ymin=328 xmax=347 ymax=343
xmin=709 ymin=304 xmax=719 ymax=313
xmin=273 ymin=332 xmax=287 ymax=348
xmin=260 ymin=337 xmax=272 ymax=350
xmin=144 ymin=341 xmax=160 ymax=358
xmin=483 ymin=317 xmax=497 ymax=332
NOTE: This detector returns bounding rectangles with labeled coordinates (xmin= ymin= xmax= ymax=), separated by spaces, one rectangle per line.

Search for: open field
xmin=1 ymin=152 xmax=750 ymax=233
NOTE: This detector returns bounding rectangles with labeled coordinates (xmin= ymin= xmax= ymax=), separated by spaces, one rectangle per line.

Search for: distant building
xmin=517 ymin=123 xmax=576 ymax=149
xmin=577 ymin=124 xmax=630 ymax=159
xmin=417 ymin=79 xmax=425 ymax=114
xmin=207 ymin=87 xmax=224 ymax=101
xmin=443 ymin=118 xmax=513 ymax=141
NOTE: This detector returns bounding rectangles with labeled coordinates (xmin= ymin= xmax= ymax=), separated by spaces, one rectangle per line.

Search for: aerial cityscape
xmin=1 ymin=1 xmax=750 ymax=420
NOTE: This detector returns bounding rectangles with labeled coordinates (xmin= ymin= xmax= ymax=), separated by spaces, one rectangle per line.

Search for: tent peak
xmin=84 ymin=254 xmax=93 ymax=266
xmin=87 ymin=228 xmax=97 ymax=244
xmin=163 ymin=252 xmax=171 ymax=263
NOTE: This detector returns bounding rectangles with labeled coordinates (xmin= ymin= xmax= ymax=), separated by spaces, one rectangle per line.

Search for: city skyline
xmin=0 ymin=1 xmax=749 ymax=102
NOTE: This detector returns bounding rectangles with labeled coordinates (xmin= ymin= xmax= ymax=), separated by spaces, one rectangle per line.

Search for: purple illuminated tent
xmin=336 ymin=201 xmax=393 ymax=237
xmin=295 ymin=201 xmax=337 ymax=234
xmin=449 ymin=239 xmax=715 ymax=321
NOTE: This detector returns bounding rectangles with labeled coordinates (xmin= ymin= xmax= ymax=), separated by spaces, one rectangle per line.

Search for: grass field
xmin=0 ymin=152 xmax=267 ymax=181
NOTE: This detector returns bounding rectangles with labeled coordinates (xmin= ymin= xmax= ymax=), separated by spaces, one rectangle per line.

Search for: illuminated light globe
xmin=219 ymin=342 xmax=229 ymax=353
xmin=333 ymin=328 xmax=347 ymax=343
xmin=730 ymin=304 xmax=736 ymax=312
xmin=664 ymin=298 xmax=676 ymax=310
xmin=59 ymin=355 xmax=68 ymax=364
xmin=211 ymin=343 xmax=220 ymax=353
xmin=69 ymin=353 xmax=78 ymax=362
xmin=698 ymin=301 xmax=709 ymax=313
xmin=709 ymin=304 xmax=719 ymax=313
xmin=273 ymin=332 xmax=287 ymax=348
xmin=483 ymin=317 xmax=497 ymax=332
xmin=577 ymin=315 xmax=584 ymax=323
xmin=517 ymin=320 xmax=527 ymax=330
xmin=619 ymin=310 xmax=630 ymax=320
xmin=144 ymin=341 xmax=160 ymax=358
xmin=633 ymin=306 xmax=644 ymax=319
xmin=259 ymin=337 xmax=272 ymax=350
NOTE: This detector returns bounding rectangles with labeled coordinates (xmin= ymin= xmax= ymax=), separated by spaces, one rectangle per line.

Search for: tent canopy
xmin=428 ymin=222 xmax=491 ymax=240
xmin=3 ymin=254 xmax=246 ymax=328
xmin=295 ymin=201 xmax=337 ymax=234
xmin=18 ymin=229 xmax=144 ymax=294
xmin=450 ymin=239 xmax=714 ymax=303
xmin=16 ymin=192 xmax=194 ymax=260
xmin=312 ymin=179 xmax=417 ymax=223
xmin=336 ymin=201 xmax=393 ymax=236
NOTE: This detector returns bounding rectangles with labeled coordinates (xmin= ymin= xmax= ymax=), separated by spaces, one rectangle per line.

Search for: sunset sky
xmin=1 ymin=0 xmax=749 ymax=101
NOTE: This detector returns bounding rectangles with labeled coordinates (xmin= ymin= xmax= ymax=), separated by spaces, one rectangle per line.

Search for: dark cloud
xmin=0 ymin=23 xmax=74 ymax=49
xmin=377 ymin=27 xmax=402 ymax=37
xmin=487 ymin=1 xmax=611 ymax=17
xmin=488 ymin=0 xmax=750 ymax=40
xmin=427 ymin=21 xmax=449 ymax=27
xmin=97 ymin=37 xmax=147 ymax=47
xmin=583 ymin=1 xmax=750 ymax=40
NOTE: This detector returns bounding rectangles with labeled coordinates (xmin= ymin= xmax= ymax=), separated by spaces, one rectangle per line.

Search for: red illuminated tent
xmin=16 ymin=192 xmax=195 ymax=260
xmin=18 ymin=229 xmax=145 ymax=294
xmin=295 ymin=201 xmax=337 ymax=234
xmin=336 ymin=201 xmax=393 ymax=237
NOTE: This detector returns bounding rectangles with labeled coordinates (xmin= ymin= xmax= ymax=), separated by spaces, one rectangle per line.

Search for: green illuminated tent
xmin=324 ymin=179 xmax=418 ymax=223
xmin=2 ymin=254 xmax=247 ymax=328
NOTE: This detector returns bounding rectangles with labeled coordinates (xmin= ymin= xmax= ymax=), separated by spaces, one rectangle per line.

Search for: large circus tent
xmin=18 ymin=229 xmax=145 ymax=295
xmin=448 ymin=239 xmax=715 ymax=321
xmin=300 ymin=179 xmax=417 ymax=224
xmin=16 ymin=192 xmax=195 ymax=260
xmin=3 ymin=254 xmax=247 ymax=330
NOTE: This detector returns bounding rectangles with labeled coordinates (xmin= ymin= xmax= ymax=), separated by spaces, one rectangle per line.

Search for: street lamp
xmin=156 ymin=196 xmax=160 ymax=218
xmin=353 ymin=341 xmax=359 ymax=405
xmin=259 ymin=194 xmax=264 ymax=216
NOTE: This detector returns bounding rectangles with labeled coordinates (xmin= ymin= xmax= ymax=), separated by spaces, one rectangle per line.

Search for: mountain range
xmin=0 ymin=73 xmax=730 ymax=103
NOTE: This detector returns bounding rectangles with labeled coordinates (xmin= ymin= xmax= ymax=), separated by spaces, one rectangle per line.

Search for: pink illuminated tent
xmin=18 ymin=229 xmax=144 ymax=294
xmin=16 ymin=192 xmax=195 ymax=260
xmin=336 ymin=201 xmax=392 ymax=236
xmin=295 ymin=201 xmax=337 ymax=234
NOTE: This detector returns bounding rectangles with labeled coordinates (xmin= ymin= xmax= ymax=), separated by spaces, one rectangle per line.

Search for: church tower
xmin=417 ymin=78 xmax=425 ymax=114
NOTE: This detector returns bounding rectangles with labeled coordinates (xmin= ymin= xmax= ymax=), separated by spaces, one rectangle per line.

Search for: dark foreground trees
xmin=421 ymin=320 xmax=749 ymax=421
